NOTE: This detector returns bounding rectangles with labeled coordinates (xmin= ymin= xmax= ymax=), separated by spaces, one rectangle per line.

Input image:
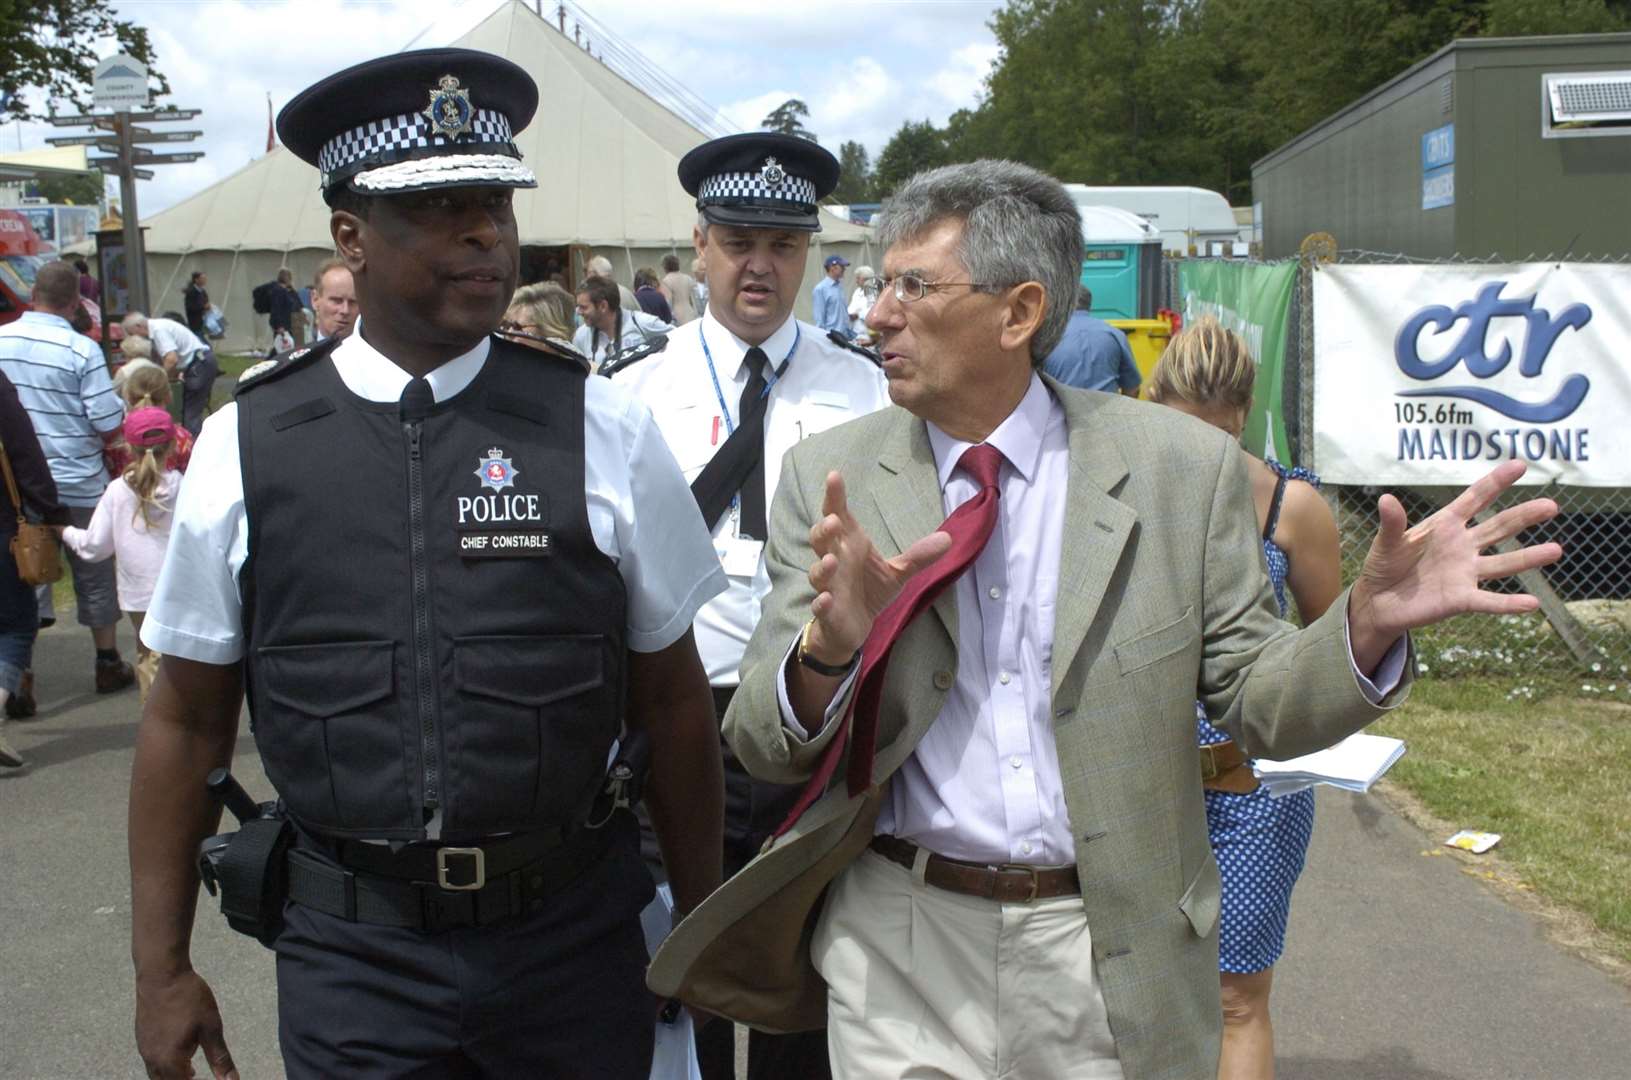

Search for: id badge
xmin=716 ymin=535 xmax=764 ymax=578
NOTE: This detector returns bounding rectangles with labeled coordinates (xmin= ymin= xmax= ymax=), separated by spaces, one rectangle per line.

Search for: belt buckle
xmin=435 ymin=847 xmax=486 ymax=891
xmin=1199 ymin=745 xmax=1221 ymax=781
xmin=997 ymin=863 xmax=1041 ymax=903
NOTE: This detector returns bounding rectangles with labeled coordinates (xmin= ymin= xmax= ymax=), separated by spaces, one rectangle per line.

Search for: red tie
xmin=774 ymin=443 xmax=1006 ymax=839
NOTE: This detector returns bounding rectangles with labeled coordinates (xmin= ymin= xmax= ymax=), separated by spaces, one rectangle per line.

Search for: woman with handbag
xmin=0 ymin=369 xmax=69 ymax=768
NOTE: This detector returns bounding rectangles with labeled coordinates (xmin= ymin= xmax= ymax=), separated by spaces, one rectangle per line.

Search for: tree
xmin=0 ymin=0 xmax=168 ymax=121
xmin=760 ymin=99 xmax=816 ymax=142
xmin=872 ymin=120 xmax=949 ymax=198
xmin=28 ymin=169 xmax=105 ymax=207
xmin=832 ymin=140 xmax=874 ymax=204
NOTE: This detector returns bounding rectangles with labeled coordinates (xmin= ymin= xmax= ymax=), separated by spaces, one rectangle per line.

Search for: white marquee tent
xmin=135 ymin=0 xmax=874 ymax=353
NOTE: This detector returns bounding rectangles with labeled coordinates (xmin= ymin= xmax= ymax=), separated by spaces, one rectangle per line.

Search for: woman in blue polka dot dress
xmin=1149 ymin=317 xmax=1342 ymax=1080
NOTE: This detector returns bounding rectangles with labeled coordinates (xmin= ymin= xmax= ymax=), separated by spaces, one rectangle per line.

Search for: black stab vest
xmin=236 ymin=338 xmax=627 ymax=842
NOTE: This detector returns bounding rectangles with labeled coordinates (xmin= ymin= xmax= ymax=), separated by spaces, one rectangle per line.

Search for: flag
xmin=266 ymin=93 xmax=274 ymax=153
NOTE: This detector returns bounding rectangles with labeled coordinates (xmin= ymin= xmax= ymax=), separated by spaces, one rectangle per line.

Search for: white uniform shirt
xmin=572 ymin=309 xmax=673 ymax=371
xmin=146 ymin=317 xmax=207 ymax=369
xmin=142 ymin=325 xmax=727 ymax=665
xmin=616 ymin=310 xmax=890 ymax=686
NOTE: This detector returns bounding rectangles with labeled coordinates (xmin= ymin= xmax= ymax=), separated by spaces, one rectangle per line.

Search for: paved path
xmin=3 ymin=622 xmax=1628 ymax=1078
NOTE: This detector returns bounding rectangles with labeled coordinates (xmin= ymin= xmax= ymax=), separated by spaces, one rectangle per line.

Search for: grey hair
xmin=874 ymin=160 xmax=1082 ymax=365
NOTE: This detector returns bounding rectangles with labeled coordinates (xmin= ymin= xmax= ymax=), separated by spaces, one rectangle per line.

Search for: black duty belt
xmin=285 ymin=826 xmax=607 ymax=932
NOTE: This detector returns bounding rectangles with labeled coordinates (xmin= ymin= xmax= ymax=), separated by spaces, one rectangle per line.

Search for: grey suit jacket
xmin=650 ymin=380 xmax=1411 ymax=1080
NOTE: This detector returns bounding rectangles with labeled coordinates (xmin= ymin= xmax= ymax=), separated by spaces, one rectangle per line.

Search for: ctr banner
xmin=1314 ymin=264 xmax=1631 ymax=486
xmin=1179 ymin=261 xmax=1297 ymax=463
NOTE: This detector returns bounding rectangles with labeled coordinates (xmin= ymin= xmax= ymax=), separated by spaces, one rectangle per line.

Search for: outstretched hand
xmin=1348 ymin=460 xmax=1562 ymax=673
xmin=803 ymin=471 xmax=951 ymax=665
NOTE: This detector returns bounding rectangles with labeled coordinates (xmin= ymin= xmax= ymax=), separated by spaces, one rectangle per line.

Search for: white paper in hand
xmin=1252 ymin=732 xmax=1406 ymax=797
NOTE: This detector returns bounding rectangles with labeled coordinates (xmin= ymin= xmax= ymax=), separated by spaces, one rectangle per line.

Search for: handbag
xmin=0 ymin=432 xmax=63 ymax=586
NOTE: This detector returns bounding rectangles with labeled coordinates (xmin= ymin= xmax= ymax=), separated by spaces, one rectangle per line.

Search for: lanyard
xmin=699 ymin=322 xmax=799 ymax=527
xmin=699 ymin=322 xmax=799 ymax=438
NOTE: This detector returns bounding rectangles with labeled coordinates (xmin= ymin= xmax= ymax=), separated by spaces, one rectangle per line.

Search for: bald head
xmin=32 ymin=261 xmax=80 ymax=315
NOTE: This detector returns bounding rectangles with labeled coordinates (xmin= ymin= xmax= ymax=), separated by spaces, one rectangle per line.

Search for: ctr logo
xmin=1394 ymin=281 xmax=1592 ymax=423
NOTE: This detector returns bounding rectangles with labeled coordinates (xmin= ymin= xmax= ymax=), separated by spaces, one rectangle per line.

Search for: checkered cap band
xmin=317 ymin=108 xmax=516 ymax=187
xmin=697 ymin=170 xmax=818 ymax=208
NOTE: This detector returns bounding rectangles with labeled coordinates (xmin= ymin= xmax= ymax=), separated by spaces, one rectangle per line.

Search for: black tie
xmin=400 ymin=376 xmax=434 ymax=422
xmin=737 ymin=347 xmax=769 ymax=539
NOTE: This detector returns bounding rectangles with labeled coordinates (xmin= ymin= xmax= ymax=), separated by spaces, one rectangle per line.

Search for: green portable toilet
xmin=1078 ymin=206 xmax=1163 ymax=319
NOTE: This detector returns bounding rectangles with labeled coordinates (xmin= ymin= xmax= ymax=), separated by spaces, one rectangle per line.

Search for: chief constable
xmin=128 ymin=49 xmax=726 ymax=1079
xmin=613 ymin=132 xmax=889 ymax=1080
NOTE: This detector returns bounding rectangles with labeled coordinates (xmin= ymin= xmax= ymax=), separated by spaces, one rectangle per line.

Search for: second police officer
xmin=614 ymin=132 xmax=890 ymax=1080
xmin=128 ymin=49 xmax=726 ymax=1078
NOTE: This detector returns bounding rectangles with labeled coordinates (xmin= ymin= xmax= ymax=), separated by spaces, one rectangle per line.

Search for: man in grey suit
xmin=649 ymin=161 xmax=1559 ymax=1079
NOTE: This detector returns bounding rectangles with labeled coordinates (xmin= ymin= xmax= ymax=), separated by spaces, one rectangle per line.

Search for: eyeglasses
xmin=868 ymin=273 xmax=1003 ymax=304
xmin=497 ymin=319 xmax=550 ymax=343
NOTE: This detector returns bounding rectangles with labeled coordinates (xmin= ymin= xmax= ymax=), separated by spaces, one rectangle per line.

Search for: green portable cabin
xmin=1077 ymin=206 xmax=1163 ymax=319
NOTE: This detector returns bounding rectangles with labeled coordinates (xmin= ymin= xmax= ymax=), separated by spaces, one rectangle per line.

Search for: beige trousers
xmin=813 ymin=848 xmax=1125 ymax=1080
xmin=127 ymin=611 xmax=161 ymax=703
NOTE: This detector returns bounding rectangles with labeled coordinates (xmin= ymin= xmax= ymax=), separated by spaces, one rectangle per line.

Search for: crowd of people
xmin=0 ymin=44 xmax=1567 ymax=1080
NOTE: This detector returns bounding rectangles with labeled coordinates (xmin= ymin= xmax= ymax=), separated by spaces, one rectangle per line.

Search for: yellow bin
xmin=1107 ymin=317 xmax=1174 ymax=394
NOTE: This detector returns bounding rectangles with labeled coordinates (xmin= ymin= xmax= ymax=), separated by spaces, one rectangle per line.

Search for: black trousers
xmin=180 ymin=347 xmax=218 ymax=436
xmin=274 ymin=814 xmax=656 ymax=1079
xmin=642 ymin=688 xmax=833 ymax=1080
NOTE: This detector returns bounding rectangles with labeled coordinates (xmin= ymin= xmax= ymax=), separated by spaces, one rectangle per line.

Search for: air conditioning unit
xmin=1542 ymin=71 xmax=1631 ymax=139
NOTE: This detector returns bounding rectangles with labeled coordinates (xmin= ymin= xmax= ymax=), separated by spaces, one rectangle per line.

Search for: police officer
xmin=128 ymin=49 xmax=725 ymax=1079
xmin=613 ymin=132 xmax=889 ymax=1080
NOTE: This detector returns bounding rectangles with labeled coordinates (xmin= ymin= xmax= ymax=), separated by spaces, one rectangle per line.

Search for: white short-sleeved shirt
xmin=142 ymin=327 xmax=727 ymax=665
xmin=146 ymin=317 xmax=208 ymax=368
xmin=615 ymin=311 xmax=891 ymax=685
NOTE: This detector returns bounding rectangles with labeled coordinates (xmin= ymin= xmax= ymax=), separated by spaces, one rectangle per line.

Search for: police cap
xmin=678 ymin=132 xmax=839 ymax=233
xmin=278 ymin=48 xmax=539 ymax=199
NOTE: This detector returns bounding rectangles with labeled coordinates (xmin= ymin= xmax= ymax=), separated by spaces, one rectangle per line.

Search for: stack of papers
xmin=1252 ymin=733 xmax=1406 ymax=797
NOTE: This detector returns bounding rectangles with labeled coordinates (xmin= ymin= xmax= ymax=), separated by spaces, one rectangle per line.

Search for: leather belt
xmin=335 ymin=827 xmax=567 ymax=883
xmin=869 ymin=835 xmax=1080 ymax=903
xmin=1200 ymin=739 xmax=1259 ymax=794
xmin=286 ymin=827 xmax=605 ymax=932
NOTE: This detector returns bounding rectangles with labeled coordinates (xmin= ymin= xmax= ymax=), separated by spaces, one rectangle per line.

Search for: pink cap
xmin=123 ymin=406 xmax=175 ymax=448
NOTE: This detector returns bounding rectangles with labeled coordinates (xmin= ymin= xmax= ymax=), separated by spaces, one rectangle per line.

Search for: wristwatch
xmin=797 ymin=619 xmax=859 ymax=677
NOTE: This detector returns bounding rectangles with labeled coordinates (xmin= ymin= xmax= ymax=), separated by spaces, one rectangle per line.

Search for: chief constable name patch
xmin=456 ymin=446 xmax=552 ymax=558
xmin=459 ymin=529 xmax=553 ymax=558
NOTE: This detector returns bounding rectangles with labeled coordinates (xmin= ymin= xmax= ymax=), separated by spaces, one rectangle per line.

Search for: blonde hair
xmin=120 ymin=335 xmax=153 ymax=360
xmin=121 ymin=363 xmax=173 ymax=411
xmin=1147 ymin=316 xmax=1256 ymax=413
xmin=507 ymin=282 xmax=575 ymax=341
xmin=125 ymin=440 xmax=175 ymax=531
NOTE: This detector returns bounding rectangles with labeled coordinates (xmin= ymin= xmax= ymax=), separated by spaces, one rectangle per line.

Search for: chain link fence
xmin=1167 ymin=250 xmax=1631 ymax=692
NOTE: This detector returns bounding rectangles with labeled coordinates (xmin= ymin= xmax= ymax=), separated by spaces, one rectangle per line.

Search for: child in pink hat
xmin=61 ymin=407 xmax=181 ymax=701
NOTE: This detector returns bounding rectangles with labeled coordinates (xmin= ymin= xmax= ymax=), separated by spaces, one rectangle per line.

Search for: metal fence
xmin=1167 ymin=250 xmax=1631 ymax=688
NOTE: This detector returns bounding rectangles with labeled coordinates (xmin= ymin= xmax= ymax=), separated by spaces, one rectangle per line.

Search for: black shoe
xmin=5 ymin=670 xmax=35 ymax=719
xmin=95 ymin=658 xmax=136 ymax=694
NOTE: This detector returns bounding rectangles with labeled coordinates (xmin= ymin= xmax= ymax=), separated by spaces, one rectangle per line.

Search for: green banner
xmin=1177 ymin=261 xmax=1298 ymax=464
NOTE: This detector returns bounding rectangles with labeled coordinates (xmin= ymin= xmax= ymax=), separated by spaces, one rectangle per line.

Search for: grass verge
xmin=1373 ymin=675 xmax=1631 ymax=971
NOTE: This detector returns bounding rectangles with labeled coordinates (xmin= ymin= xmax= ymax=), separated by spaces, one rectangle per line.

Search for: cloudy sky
xmin=4 ymin=0 xmax=1004 ymax=214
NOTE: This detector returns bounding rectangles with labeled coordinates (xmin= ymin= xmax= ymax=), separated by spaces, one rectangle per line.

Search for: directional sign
xmin=128 ymin=129 xmax=202 ymax=144
xmin=132 ymin=168 xmax=154 ymax=180
xmin=91 ymin=150 xmax=203 ymax=166
xmin=44 ymin=134 xmax=112 ymax=148
xmin=46 ymin=108 xmax=200 ymax=127
xmin=123 ymin=108 xmax=201 ymax=123
xmin=93 ymin=54 xmax=149 ymax=110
